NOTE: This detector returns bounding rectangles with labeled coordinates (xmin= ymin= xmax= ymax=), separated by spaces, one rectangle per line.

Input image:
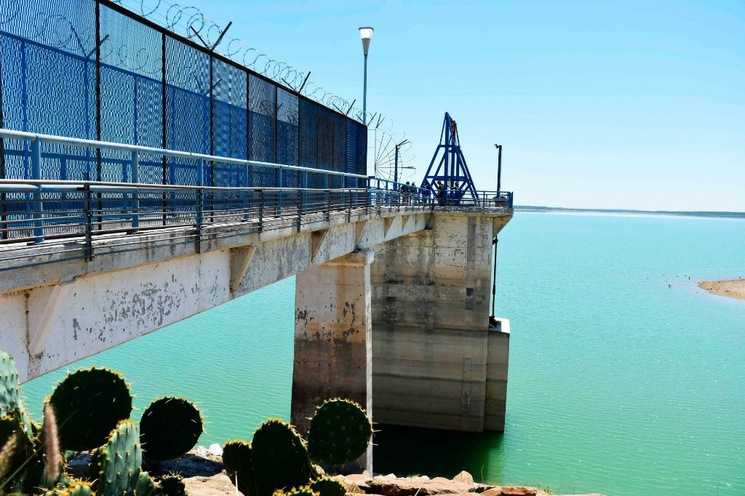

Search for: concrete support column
xmin=371 ymin=211 xmax=511 ymax=432
xmin=291 ymin=249 xmax=374 ymax=469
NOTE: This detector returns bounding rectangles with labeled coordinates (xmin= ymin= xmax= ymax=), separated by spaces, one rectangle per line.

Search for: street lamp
xmin=359 ymin=27 xmax=374 ymax=126
xmin=494 ymin=144 xmax=503 ymax=195
xmin=394 ymin=139 xmax=409 ymax=185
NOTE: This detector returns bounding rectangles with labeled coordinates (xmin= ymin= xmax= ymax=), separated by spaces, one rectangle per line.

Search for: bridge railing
xmin=0 ymin=129 xmax=512 ymax=268
xmin=0 ymin=130 xmax=423 ymax=265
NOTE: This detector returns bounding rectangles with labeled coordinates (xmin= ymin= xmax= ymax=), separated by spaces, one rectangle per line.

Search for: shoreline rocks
xmin=170 ymin=448 xmax=604 ymax=496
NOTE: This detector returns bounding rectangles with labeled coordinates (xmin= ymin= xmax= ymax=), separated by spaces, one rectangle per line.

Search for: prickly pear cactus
xmin=307 ymin=399 xmax=372 ymax=466
xmin=0 ymin=349 xmax=33 ymax=436
xmin=134 ymin=471 xmax=158 ymax=496
xmin=0 ymin=350 xmax=22 ymax=418
xmin=310 ymin=477 xmax=347 ymax=496
xmin=310 ymin=464 xmax=325 ymax=479
xmin=49 ymin=367 xmax=132 ymax=451
xmin=92 ymin=419 xmax=141 ymax=496
xmin=43 ymin=480 xmax=94 ymax=496
xmin=273 ymin=486 xmax=319 ymax=496
xmin=140 ymin=397 xmax=203 ymax=461
xmin=222 ymin=439 xmax=256 ymax=496
xmin=0 ymin=413 xmax=45 ymax=493
xmin=67 ymin=481 xmax=94 ymax=496
xmin=252 ymin=419 xmax=312 ymax=496
xmin=158 ymin=473 xmax=187 ymax=496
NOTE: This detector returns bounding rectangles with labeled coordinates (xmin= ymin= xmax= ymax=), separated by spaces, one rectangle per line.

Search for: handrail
xmin=0 ymin=129 xmax=369 ymax=181
xmin=0 ymin=129 xmax=513 ymax=267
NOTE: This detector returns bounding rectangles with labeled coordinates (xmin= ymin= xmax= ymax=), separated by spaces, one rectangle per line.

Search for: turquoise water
xmin=22 ymin=212 xmax=745 ymax=495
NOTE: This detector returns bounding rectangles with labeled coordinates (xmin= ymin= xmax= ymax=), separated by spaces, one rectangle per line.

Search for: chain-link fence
xmin=0 ymin=0 xmax=367 ymax=188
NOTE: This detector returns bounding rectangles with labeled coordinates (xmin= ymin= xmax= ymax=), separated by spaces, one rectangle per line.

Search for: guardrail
xmin=0 ymin=129 xmax=512 ymax=269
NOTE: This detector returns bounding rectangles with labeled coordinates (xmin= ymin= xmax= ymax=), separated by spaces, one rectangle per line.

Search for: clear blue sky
xmin=141 ymin=0 xmax=744 ymax=211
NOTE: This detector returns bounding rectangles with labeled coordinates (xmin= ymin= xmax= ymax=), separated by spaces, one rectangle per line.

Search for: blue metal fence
xmin=0 ymin=0 xmax=367 ymax=186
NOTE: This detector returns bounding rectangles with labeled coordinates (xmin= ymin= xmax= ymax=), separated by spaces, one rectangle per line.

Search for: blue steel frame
xmin=420 ymin=112 xmax=479 ymax=203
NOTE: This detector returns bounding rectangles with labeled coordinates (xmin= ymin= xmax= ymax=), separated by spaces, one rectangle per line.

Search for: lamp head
xmin=359 ymin=26 xmax=374 ymax=56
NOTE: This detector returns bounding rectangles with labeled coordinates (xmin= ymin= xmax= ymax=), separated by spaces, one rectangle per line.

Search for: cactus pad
xmin=274 ymin=486 xmax=319 ymax=496
xmin=310 ymin=477 xmax=348 ymax=496
xmin=49 ymin=367 xmax=132 ymax=452
xmin=134 ymin=471 xmax=158 ymax=496
xmin=51 ymin=480 xmax=94 ymax=496
xmin=251 ymin=419 xmax=312 ymax=496
xmin=307 ymin=399 xmax=372 ymax=466
xmin=158 ymin=473 xmax=187 ymax=496
xmin=223 ymin=439 xmax=256 ymax=496
xmin=0 ymin=350 xmax=33 ymax=436
xmin=92 ymin=419 xmax=141 ymax=496
xmin=140 ymin=397 xmax=203 ymax=461
xmin=0 ymin=350 xmax=22 ymax=418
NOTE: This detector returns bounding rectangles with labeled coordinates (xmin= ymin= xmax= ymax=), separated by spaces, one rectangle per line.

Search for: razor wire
xmin=0 ymin=0 xmax=413 ymax=173
xmin=108 ymin=0 xmax=374 ymax=122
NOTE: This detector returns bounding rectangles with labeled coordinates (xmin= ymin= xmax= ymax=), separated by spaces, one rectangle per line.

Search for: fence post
xmin=131 ymin=150 xmax=140 ymax=229
xmin=243 ymin=161 xmax=250 ymax=221
xmin=277 ymin=167 xmax=283 ymax=215
xmin=325 ymin=189 xmax=330 ymax=223
xmin=30 ymin=138 xmax=44 ymax=243
xmin=341 ymin=174 xmax=346 ymax=209
xmin=83 ymin=173 xmax=93 ymax=260
xmin=258 ymin=189 xmax=264 ymax=233
xmin=296 ymin=187 xmax=301 ymax=232
xmin=195 ymin=186 xmax=203 ymax=254
xmin=301 ymin=170 xmax=308 ymax=215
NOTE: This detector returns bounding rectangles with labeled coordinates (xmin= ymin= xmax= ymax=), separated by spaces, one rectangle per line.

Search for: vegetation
xmin=223 ymin=398 xmax=373 ymax=496
xmin=0 ymin=348 xmax=202 ymax=495
xmin=3 ymin=345 xmax=374 ymax=496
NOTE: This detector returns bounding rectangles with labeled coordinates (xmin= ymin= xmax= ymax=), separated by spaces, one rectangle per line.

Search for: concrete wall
xmin=0 ymin=207 xmax=430 ymax=382
xmin=371 ymin=209 xmax=511 ymax=432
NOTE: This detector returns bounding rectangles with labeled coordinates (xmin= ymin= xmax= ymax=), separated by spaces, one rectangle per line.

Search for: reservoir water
xmin=21 ymin=212 xmax=745 ymax=495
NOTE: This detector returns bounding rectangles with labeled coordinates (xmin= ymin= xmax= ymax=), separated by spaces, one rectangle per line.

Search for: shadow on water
xmin=373 ymin=424 xmax=504 ymax=483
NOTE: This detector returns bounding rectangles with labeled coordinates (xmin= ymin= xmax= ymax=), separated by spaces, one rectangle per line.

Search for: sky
xmin=134 ymin=0 xmax=744 ymax=212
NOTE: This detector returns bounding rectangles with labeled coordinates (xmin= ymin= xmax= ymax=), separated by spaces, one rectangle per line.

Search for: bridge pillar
xmin=371 ymin=210 xmax=511 ymax=432
xmin=291 ymin=249 xmax=374 ymax=470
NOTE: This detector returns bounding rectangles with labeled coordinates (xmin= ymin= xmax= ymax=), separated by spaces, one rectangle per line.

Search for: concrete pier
xmin=371 ymin=209 xmax=511 ymax=432
xmin=291 ymin=250 xmax=374 ymax=470
xmin=291 ymin=250 xmax=374 ymax=431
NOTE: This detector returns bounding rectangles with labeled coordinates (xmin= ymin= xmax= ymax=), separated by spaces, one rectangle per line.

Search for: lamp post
xmin=359 ymin=27 xmax=374 ymax=126
xmin=494 ymin=144 xmax=502 ymax=195
xmin=394 ymin=139 xmax=409 ymax=185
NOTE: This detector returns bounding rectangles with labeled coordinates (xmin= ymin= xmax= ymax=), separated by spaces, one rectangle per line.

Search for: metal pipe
xmin=362 ymin=53 xmax=368 ymax=126
xmin=491 ymin=236 xmax=498 ymax=317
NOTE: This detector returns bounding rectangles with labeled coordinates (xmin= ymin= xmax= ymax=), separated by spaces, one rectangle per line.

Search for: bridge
xmin=0 ymin=0 xmax=514 ymax=470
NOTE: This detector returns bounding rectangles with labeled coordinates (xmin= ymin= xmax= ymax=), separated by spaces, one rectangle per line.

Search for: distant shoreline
xmin=698 ymin=279 xmax=745 ymax=301
xmin=515 ymin=205 xmax=745 ymax=220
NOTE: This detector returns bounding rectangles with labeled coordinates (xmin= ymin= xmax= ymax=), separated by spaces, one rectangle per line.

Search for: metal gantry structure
xmin=420 ymin=113 xmax=480 ymax=204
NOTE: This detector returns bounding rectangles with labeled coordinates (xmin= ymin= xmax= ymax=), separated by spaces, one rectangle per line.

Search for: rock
xmin=91 ymin=449 xmax=603 ymax=496
xmin=500 ymin=487 xmax=537 ymax=496
xmin=479 ymin=488 xmax=503 ymax=496
xmin=208 ymin=443 xmax=223 ymax=456
xmin=452 ymin=471 xmax=474 ymax=486
xmin=368 ymin=475 xmax=475 ymax=496
xmin=184 ymin=473 xmax=237 ymax=496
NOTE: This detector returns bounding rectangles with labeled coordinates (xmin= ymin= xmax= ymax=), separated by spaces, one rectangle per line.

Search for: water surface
xmin=23 ymin=212 xmax=745 ymax=495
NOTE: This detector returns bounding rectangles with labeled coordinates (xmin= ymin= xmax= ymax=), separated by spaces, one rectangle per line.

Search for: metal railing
xmin=0 ymin=129 xmax=511 ymax=270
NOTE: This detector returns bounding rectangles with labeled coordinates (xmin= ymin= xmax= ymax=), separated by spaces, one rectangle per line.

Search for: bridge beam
xmin=291 ymin=249 xmax=374 ymax=471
